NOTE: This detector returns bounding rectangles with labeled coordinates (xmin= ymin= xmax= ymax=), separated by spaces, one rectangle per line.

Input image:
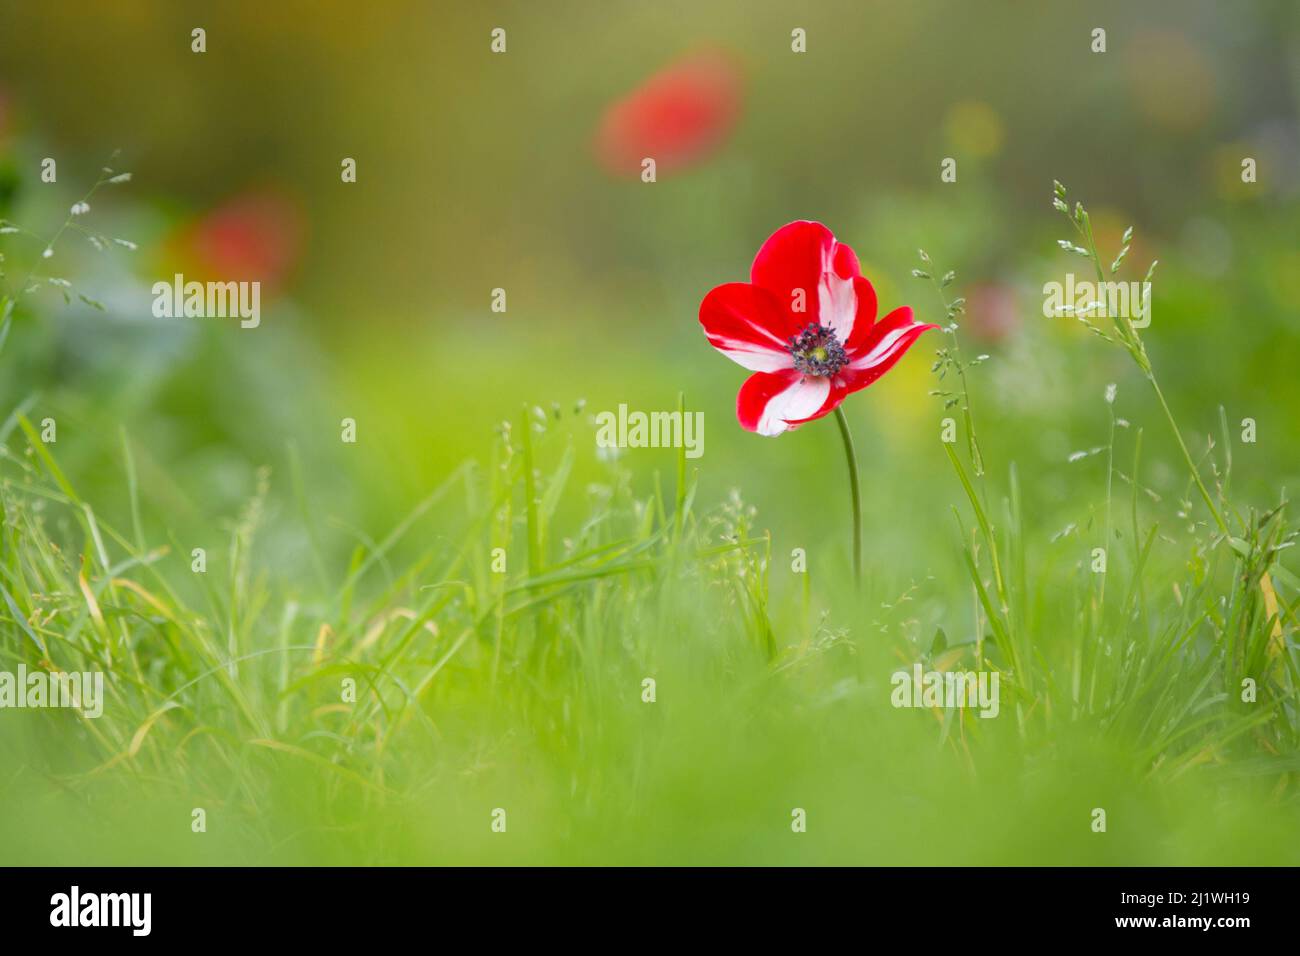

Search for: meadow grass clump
xmin=907 ymin=183 xmax=1299 ymax=786
xmin=1 ymin=370 xmax=1298 ymax=864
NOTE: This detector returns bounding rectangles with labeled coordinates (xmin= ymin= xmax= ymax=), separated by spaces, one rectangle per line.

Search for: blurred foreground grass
xmin=2 ymin=321 xmax=1299 ymax=865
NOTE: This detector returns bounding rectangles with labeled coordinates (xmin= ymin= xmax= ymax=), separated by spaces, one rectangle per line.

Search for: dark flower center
xmin=787 ymin=322 xmax=847 ymax=377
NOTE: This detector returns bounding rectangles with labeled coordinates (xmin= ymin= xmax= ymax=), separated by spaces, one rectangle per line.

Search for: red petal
xmin=737 ymin=369 xmax=832 ymax=436
xmin=831 ymin=242 xmax=861 ymax=281
xmin=751 ymin=220 xmax=835 ymax=297
xmin=699 ymin=282 xmax=798 ymax=371
xmin=843 ymin=306 xmax=938 ymax=389
xmin=750 ymin=221 xmax=863 ymax=340
xmin=842 ymin=276 xmax=880 ymax=353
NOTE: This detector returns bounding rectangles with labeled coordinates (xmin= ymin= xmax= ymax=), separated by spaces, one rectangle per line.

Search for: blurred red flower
xmin=172 ymin=189 xmax=304 ymax=291
xmin=594 ymin=51 xmax=743 ymax=177
xmin=699 ymin=222 xmax=936 ymax=436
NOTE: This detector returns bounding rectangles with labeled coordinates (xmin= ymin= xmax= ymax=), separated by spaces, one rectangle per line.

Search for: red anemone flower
xmin=699 ymin=221 xmax=937 ymax=436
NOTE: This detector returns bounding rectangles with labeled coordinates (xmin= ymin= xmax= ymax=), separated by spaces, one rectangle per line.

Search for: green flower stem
xmin=1148 ymin=373 xmax=1231 ymax=537
xmin=834 ymin=405 xmax=862 ymax=590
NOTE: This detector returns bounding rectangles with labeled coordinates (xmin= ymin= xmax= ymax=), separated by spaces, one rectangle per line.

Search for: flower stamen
xmin=787 ymin=322 xmax=847 ymax=377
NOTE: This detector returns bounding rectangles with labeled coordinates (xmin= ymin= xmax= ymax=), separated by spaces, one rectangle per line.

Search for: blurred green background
xmin=0 ymin=0 xmax=1298 ymax=864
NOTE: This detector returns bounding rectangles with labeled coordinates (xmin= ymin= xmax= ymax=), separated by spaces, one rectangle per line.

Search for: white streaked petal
xmin=756 ymin=375 xmax=830 ymax=436
xmin=734 ymin=314 xmax=788 ymax=349
xmin=708 ymin=336 xmax=795 ymax=372
xmin=850 ymin=324 xmax=915 ymax=369
xmin=818 ymin=268 xmax=857 ymax=341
